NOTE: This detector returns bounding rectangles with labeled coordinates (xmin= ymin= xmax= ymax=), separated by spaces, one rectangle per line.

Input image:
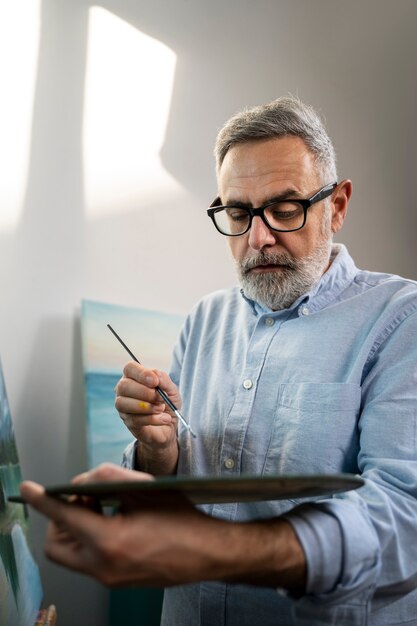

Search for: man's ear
xmin=331 ymin=179 xmax=352 ymax=233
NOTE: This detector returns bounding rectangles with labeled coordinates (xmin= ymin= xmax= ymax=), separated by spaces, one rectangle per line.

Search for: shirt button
xmin=243 ymin=379 xmax=253 ymax=389
xmin=265 ymin=317 xmax=275 ymax=326
xmin=224 ymin=458 xmax=235 ymax=469
xmin=300 ymin=306 xmax=310 ymax=316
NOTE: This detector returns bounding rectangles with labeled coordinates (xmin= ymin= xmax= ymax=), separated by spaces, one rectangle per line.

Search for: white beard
xmin=236 ymin=231 xmax=333 ymax=311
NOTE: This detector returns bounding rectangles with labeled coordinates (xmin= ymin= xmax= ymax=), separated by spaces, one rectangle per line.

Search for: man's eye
xmin=226 ymin=209 xmax=249 ymax=222
xmin=269 ymin=203 xmax=303 ymax=221
xmin=271 ymin=209 xmax=298 ymax=220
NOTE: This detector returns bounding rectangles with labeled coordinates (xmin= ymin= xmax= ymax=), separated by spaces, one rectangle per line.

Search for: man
xmin=22 ymin=97 xmax=417 ymax=625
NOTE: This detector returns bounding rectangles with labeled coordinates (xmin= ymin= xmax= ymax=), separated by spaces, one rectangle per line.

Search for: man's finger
xmin=71 ymin=463 xmax=154 ymax=485
xmin=122 ymin=361 xmax=159 ymax=387
xmin=20 ymin=481 xmax=100 ymax=536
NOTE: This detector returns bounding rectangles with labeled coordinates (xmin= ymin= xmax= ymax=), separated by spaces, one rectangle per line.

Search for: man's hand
xmin=20 ymin=464 xmax=212 ymax=587
xmin=20 ymin=464 xmax=306 ymax=591
xmin=115 ymin=362 xmax=181 ymax=474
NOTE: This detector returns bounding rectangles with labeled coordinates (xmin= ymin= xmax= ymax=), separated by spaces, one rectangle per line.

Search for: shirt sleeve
xmin=121 ymin=439 xmax=137 ymax=469
xmin=168 ymin=307 xmax=193 ymax=387
xmin=285 ymin=305 xmax=417 ymax=620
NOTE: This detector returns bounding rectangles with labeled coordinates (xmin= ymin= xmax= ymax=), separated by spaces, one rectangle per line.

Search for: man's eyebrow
xmin=222 ymin=188 xmax=303 ymax=207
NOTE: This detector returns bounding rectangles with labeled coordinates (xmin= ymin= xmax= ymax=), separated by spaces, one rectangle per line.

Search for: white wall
xmin=1 ymin=1 xmax=416 ymax=624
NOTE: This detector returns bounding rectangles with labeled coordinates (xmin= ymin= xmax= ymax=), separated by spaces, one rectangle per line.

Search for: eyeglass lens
xmin=214 ymin=201 xmax=305 ymax=235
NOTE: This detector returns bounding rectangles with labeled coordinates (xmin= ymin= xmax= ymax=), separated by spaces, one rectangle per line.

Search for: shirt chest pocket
xmin=262 ymin=382 xmax=362 ymax=476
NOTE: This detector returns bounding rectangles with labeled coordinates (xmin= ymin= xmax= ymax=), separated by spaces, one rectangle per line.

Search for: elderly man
xmin=22 ymin=97 xmax=417 ymax=625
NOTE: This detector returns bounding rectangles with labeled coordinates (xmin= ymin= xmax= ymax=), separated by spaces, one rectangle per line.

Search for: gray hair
xmin=214 ymin=96 xmax=337 ymax=182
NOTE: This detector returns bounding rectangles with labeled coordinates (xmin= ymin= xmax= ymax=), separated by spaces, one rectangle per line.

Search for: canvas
xmin=81 ymin=299 xmax=185 ymax=626
xmin=0 ymin=360 xmax=43 ymax=626
xmin=81 ymin=299 xmax=185 ymax=469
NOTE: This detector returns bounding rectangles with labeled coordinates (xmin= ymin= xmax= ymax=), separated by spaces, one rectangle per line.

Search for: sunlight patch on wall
xmin=83 ymin=7 xmax=181 ymax=218
xmin=0 ymin=1 xmax=41 ymax=233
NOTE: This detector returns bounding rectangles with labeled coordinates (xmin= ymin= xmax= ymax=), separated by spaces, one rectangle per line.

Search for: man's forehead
xmin=218 ymin=136 xmax=319 ymax=202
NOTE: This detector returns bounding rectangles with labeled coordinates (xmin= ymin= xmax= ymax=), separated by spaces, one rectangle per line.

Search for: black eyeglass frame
xmin=207 ymin=181 xmax=338 ymax=236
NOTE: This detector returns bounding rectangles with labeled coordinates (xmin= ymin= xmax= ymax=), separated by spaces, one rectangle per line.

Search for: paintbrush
xmin=107 ymin=324 xmax=197 ymax=438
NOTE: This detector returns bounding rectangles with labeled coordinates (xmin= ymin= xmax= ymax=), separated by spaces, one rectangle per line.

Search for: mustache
xmin=240 ymin=251 xmax=299 ymax=274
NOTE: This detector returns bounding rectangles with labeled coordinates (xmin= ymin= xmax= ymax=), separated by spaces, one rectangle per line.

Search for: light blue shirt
xmin=123 ymin=244 xmax=417 ymax=625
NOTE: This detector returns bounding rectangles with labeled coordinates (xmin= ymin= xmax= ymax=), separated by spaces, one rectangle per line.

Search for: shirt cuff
xmin=121 ymin=440 xmax=138 ymax=469
xmin=283 ymin=504 xmax=343 ymax=595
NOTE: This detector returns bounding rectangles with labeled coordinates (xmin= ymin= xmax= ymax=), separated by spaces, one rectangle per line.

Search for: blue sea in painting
xmin=85 ymin=371 xmax=135 ymax=468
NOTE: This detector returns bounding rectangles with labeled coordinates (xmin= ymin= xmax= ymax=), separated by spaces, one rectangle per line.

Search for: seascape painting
xmin=81 ymin=300 xmax=185 ymax=469
xmin=0 ymin=361 xmax=43 ymax=626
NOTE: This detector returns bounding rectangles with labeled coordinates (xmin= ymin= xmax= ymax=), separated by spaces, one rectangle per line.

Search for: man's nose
xmin=247 ymin=216 xmax=277 ymax=250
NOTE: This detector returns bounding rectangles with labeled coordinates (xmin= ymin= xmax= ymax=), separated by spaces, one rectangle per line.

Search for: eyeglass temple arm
xmin=310 ymin=182 xmax=338 ymax=204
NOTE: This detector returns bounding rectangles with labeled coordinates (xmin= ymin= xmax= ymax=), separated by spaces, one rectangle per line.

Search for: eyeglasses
xmin=207 ymin=182 xmax=337 ymax=236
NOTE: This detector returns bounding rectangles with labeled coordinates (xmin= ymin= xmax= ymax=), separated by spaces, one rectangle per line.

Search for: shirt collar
xmin=240 ymin=244 xmax=359 ymax=316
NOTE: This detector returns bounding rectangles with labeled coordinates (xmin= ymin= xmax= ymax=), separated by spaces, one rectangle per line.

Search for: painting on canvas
xmin=0 ymin=361 xmax=43 ymax=626
xmin=81 ymin=299 xmax=185 ymax=469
